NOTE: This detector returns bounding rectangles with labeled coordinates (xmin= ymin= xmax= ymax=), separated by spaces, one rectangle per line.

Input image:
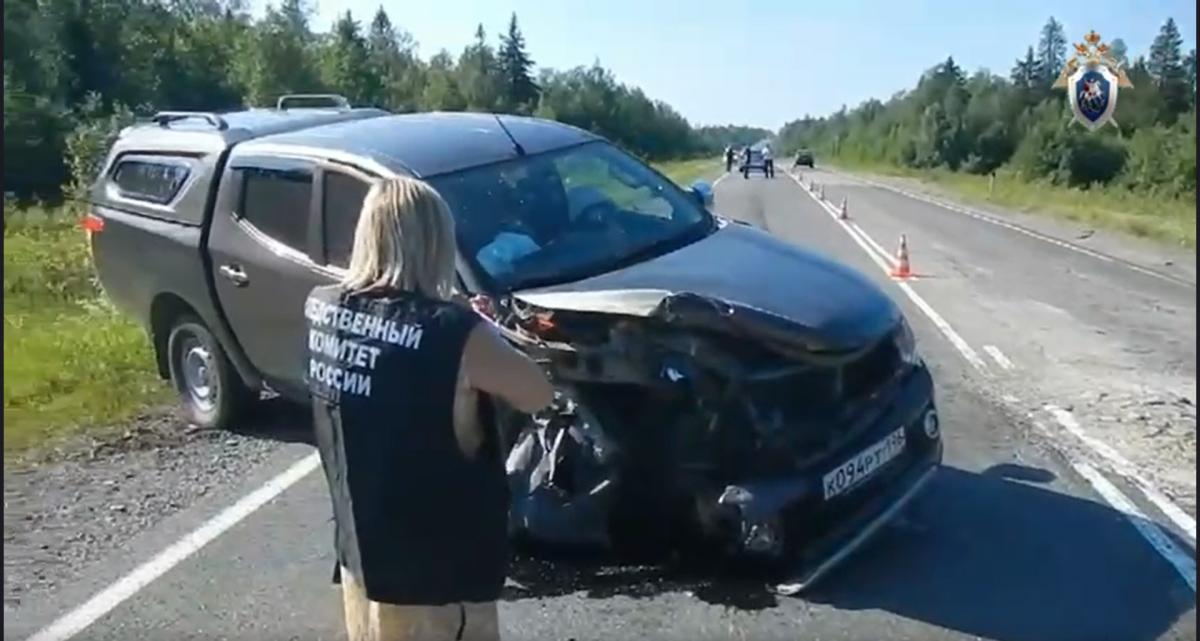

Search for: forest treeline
xmin=778 ymin=18 xmax=1197 ymax=200
xmin=3 ymin=0 xmax=769 ymax=200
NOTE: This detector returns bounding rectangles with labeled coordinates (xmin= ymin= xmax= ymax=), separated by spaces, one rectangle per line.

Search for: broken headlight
xmin=895 ymin=317 xmax=919 ymax=365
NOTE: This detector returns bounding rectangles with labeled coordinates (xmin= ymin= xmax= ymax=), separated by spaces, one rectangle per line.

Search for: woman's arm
xmin=461 ymin=322 xmax=554 ymax=414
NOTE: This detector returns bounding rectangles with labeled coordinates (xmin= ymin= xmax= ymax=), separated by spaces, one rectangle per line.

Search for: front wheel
xmin=167 ymin=316 xmax=255 ymax=430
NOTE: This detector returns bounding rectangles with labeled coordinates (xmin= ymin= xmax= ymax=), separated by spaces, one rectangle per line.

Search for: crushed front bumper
xmin=713 ymin=363 xmax=943 ymax=591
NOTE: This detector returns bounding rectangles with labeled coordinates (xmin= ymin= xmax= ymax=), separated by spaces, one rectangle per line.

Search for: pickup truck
xmin=85 ymin=95 xmax=941 ymax=586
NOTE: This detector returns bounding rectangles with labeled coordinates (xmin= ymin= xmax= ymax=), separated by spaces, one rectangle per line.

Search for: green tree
xmin=422 ymin=50 xmax=466 ymax=111
xmin=1110 ymin=38 xmax=1129 ymax=67
xmin=456 ymin=24 xmax=503 ymax=112
xmin=230 ymin=0 xmax=322 ymax=107
xmin=320 ymin=11 xmax=381 ymax=105
xmin=1148 ymin=18 xmax=1190 ymax=118
xmin=1011 ymin=46 xmax=1039 ymax=98
xmin=367 ymin=7 xmax=422 ymax=111
xmin=1035 ymin=17 xmax=1067 ymax=90
xmin=497 ymin=13 xmax=539 ymax=114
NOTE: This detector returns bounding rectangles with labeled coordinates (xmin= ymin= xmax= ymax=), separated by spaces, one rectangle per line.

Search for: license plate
xmin=822 ymin=428 xmax=906 ymax=500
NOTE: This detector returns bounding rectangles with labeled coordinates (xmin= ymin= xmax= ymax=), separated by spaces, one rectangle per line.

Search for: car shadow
xmin=502 ymin=463 xmax=1195 ymax=640
xmin=227 ymin=396 xmax=316 ymax=446
xmin=804 ymin=464 xmax=1196 ymax=641
xmin=502 ymin=545 xmax=783 ymax=611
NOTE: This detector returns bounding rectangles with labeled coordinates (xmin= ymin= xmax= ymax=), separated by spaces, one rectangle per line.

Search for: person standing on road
xmin=762 ymin=145 xmax=774 ymax=178
xmin=305 ymin=176 xmax=554 ymax=641
xmin=724 ymin=145 xmax=734 ymax=172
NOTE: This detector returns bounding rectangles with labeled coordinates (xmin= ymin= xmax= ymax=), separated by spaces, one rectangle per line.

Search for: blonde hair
xmin=341 ymin=176 xmax=458 ymax=299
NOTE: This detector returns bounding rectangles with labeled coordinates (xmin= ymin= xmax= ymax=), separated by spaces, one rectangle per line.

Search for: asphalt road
xmin=9 ymin=168 xmax=1197 ymax=641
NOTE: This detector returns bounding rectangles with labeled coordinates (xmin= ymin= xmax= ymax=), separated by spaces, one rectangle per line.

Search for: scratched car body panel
xmin=85 ymin=98 xmax=942 ymax=588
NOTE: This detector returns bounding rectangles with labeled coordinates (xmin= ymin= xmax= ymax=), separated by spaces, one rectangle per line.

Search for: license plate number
xmin=823 ymin=428 xmax=906 ymax=500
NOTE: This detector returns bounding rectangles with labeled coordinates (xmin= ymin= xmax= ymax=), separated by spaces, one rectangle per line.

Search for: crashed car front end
xmin=491 ymin=285 xmax=942 ymax=586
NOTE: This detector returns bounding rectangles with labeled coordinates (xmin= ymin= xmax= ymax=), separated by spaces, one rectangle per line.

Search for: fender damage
xmin=494 ymin=283 xmax=942 ymax=578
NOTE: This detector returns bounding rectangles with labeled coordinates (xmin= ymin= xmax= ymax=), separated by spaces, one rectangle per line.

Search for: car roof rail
xmin=276 ymin=94 xmax=351 ymax=111
xmin=150 ymin=111 xmax=230 ymax=130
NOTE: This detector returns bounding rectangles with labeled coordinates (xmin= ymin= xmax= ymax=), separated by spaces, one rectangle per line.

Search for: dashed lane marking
xmin=1046 ymin=405 xmax=1196 ymax=544
xmin=982 ymin=345 xmax=1015 ymax=370
xmin=786 ymin=171 xmax=989 ymax=374
xmin=24 ymin=452 xmax=322 ymax=641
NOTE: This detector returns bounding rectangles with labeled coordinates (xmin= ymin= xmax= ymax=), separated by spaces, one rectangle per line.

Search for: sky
xmin=253 ymin=0 xmax=1196 ymax=131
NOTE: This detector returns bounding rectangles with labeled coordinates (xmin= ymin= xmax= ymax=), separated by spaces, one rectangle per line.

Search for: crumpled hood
xmin=513 ymin=220 xmax=900 ymax=351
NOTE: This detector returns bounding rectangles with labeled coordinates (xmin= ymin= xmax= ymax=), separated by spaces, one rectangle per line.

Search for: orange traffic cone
xmin=839 ymin=197 xmax=849 ymax=220
xmin=890 ymin=234 xmax=912 ymax=279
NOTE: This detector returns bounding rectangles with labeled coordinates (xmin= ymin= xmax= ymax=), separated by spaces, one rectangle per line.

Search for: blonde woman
xmin=304 ymin=176 xmax=553 ymax=641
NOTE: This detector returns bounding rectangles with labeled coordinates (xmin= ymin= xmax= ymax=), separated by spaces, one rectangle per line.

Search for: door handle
xmin=219 ymin=264 xmax=250 ymax=287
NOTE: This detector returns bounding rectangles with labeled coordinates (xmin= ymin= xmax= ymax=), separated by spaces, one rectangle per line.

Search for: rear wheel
xmin=167 ymin=316 xmax=254 ymax=430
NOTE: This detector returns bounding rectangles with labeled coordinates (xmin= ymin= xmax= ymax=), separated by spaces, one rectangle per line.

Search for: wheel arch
xmin=149 ymin=293 xmax=261 ymax=390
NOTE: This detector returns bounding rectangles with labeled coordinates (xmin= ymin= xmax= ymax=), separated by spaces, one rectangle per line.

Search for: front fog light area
xmin=740 ymin=518 xmax=784 ymax=556
xmin=923 ymin=408 xmax=940 ymax=439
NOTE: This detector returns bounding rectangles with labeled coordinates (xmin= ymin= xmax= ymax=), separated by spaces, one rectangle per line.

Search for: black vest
xmin=304 ymin=285 xmax=508 ymax=605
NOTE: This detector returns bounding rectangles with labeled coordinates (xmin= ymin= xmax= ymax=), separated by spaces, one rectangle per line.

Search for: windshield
xmin=429 ymin=141 xmax=713 ymax=292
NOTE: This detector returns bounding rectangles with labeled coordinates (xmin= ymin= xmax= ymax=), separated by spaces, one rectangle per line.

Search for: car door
xmin=207 ymin=154 xmax=336 ymax=399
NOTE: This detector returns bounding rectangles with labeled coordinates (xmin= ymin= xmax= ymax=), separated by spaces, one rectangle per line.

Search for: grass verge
xmin=4 ymin=208 xmax=169 ymax=460
xmin=830 ymin=159 xmax=1196 ymax=249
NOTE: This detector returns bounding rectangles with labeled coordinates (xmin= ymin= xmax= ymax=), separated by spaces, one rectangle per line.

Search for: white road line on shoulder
xmin=786 ymin=171 xmax=989 ymax=374
xmin=850 ymin=220 xmax=899 ymax=268
xmin=982 ymin=345 xmax=1015 ymax=370
xmin=827 ymin=169 xmax=1193 ymax=288
xmin=1070 ymin=460 xmax=1197 ymax=592
xmin=1045 ymin=405 xmax=1196 ymax=544
xmin=25 ymin=451 xmax=322 ymax=641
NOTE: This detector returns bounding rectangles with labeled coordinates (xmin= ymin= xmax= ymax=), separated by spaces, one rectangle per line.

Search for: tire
xmin=166 ymin=316 xmax=255 ymax=430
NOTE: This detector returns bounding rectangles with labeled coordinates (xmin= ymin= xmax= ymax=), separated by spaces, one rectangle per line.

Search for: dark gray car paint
xmin=91 ymin=108 xmax=896 ymax=404
xmin=513 ymin=221 xmax=901 ymax=352
xmin=250 ymin=112 xmax=601 ymax=178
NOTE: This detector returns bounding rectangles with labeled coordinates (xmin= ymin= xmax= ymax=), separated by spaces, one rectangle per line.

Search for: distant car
xmin=794 ymin=150 xmax=815 ymax=168
xmin=741 ymin=148 xmax=769 ymax=178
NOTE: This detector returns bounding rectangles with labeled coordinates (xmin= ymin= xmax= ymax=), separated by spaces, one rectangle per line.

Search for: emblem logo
xmin=1053 ymin=30 xmax=1133 ymax=130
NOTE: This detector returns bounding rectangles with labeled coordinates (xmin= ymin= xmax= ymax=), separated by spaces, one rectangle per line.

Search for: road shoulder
xmin=823 ymin=165 xmax=1197 ymax=286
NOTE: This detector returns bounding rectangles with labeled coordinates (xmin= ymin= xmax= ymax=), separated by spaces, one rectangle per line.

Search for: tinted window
xmin=241 ymin=167 xmax=313 ymax=251
xmin=112 ymin=159 xmax=190 ymax=204
xmin=322 ymin=172 xmax=371 ymax=268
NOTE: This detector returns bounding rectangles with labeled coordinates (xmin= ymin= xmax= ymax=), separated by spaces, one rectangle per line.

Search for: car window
xmin=112 ymin=159 xmax=191 ymax=205
xmin=240 ymin=167 xmax=312 ymax=251
xmin=322 ymin=171 xmax=372 ymax=268
xmin=430 ymin=141 xmax=712 ymax=292
xmin=555 ymin=155 xmax=673 ymax=219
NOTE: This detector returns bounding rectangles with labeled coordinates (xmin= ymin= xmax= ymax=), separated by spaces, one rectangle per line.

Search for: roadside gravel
xmin=2 ymin=404 xmax=304 ymax=613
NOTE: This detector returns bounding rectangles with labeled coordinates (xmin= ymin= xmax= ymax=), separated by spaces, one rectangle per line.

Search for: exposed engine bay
xmin=484 ymin=289 xmax=918 ymax=561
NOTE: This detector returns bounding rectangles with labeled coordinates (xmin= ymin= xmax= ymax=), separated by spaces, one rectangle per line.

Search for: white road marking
xmin=850 ymin=220 xmax=899 ymax=268
xmin=982 ymin=345 xmax=1015 ymax=370
xmin=779 ymin=170 xmax=1196 ymax=568
xmin=24 ymin=452 xmax=322 ymax=641
xmin=786 ymin=171 xmax=989 ymax=373
xmin=1046 ymin=405 xmax=1196 ymax=544
xmin=1070 ymin=460 xmax=1197 ymax=592
xmin=826 ymin=169 xmax=1193 ymax=288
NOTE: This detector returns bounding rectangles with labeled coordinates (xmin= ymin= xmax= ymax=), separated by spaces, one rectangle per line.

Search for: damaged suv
xmin=86 ymin=101 xmax=941 ymax=591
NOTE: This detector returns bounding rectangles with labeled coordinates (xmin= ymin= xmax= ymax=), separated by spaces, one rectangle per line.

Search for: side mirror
xmin=689 ymin=180 xmax=714 ymax=208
